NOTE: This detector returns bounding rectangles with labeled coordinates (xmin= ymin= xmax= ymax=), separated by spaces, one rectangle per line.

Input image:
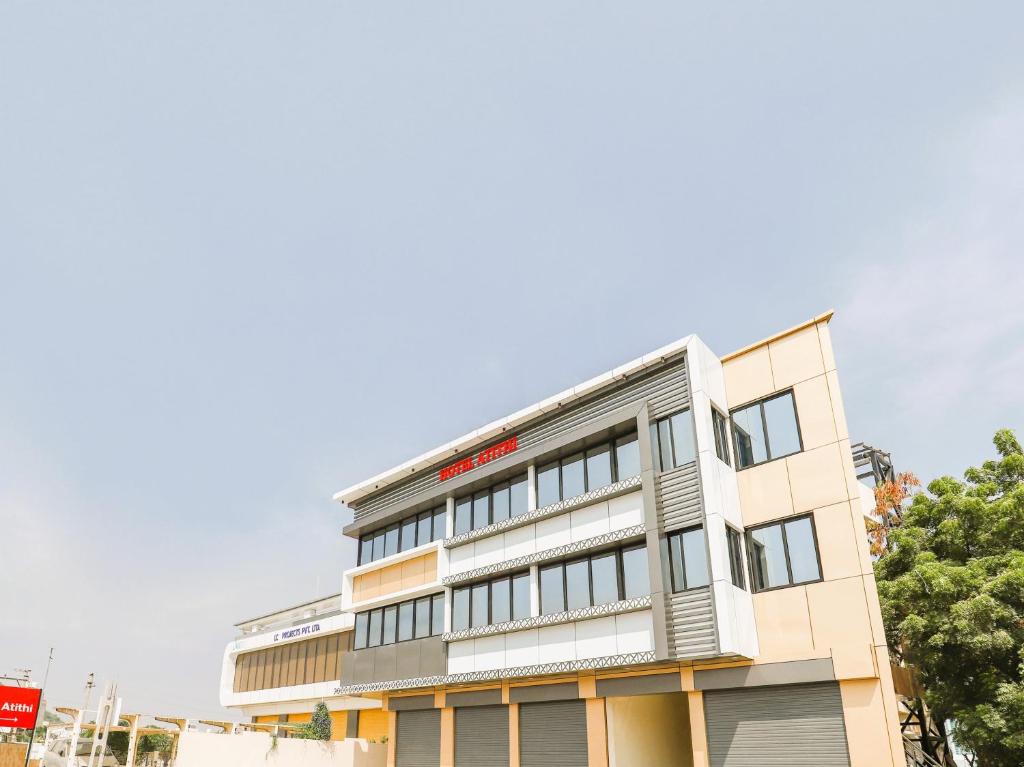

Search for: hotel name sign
xmin=438 ymin=435 xmax=518 ymax=482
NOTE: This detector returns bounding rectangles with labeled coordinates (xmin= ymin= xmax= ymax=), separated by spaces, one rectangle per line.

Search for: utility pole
xmin=23 ymin=649 xmax=53 ymax=767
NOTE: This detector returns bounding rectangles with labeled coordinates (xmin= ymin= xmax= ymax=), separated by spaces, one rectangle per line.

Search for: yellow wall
xmin=352 ymin=550 xmax=438 ymax=603
xmin=357 ymin=708 xmax=390 ymax=741
xmin=606 ymin=693 xmax=693 ymax=767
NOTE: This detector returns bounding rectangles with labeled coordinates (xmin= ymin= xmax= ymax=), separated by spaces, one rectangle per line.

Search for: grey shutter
xmin=519 ymin=700 xmax=588 ymax=767
xmin=704 ymin=682 xmax=851 ymax=767
xmin=396 ymin=709 xmax=441 ymax=767
xmin=454 ymin=705 xmax=509 ymax=767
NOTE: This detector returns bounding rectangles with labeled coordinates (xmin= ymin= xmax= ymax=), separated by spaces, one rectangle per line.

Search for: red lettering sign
xmin=439 ymin=435 xmax=518 ymax=481
xmin=0 ymin=685 xmax=42 ymax=730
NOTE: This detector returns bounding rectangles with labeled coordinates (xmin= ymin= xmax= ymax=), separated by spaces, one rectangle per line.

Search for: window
xmin=359 ymin=504 xmax=447 ymax=565
xmin=746 ymin=515 xmax=821 ymax=592
xmin=539 ymin=544 xmax=650 ymax=615
xmin=451 ymin=572 xmax=531 ymax=630
xmin=712 ymin=408 xmax=731 ymax=466
xmin=651 ymin=410 xmax=696 ymax=472
xmin=455 ymin=475 xmax=529 ymax=534
xmin=353 ymin=594 xmax=444 ymax=649
xmin=666 ymin=527 xmax=710 ymax=591
xmin=536 ymin=431 xmax=640 ymax=507
xmin=727 ymin=527 xmax=746 ymax=590
xmin=730 ymin=391 xmax=802 ymax=469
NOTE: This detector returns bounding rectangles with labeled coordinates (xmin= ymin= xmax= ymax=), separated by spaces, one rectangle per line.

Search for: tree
xmin=875 ymin=429 xmax=1024 ymax=767
xmin=867 ymin=470 xmax=921 ymax=556
xmin=295 ymin=702 xmax=332 ymax=740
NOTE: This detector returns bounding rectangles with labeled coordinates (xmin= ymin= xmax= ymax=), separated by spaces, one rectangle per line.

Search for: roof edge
xmin=719 ymin=310 xmax=834 ymax=363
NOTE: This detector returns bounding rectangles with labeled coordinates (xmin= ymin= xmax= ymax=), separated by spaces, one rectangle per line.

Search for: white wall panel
xmin=608 ymin=491 xmax=643 ymax=530
xmin=505 ymin=628 xmax=540 ymax=668
xmin=614 ymin=610 xmax=655 ymax=654
xmin=534 ymin=514 xmax=572 ymax=551
xmin=448 ymin=639 xmax=475 ymax=674
xmin=537 ymin=623 xmax=576 ymax=664
xmin=570 ymin=502 xmax=610 ymax=542
xmin=474 ymin=634 xmax=507 ymax=671
xmin=474 ymin=534 xmax=505 ymax=567
xmin=504 ymin=525 xmax=536 ymax=559
xmin=574 ymin=615 xmax=618 ymax=659
xmin=449 ymin=544 xmax=476 ymax=575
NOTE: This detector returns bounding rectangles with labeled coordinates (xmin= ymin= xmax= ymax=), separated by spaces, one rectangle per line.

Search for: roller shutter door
xmin=455 ymin=705 xmax=509 ymax=767
xmin=704 ymin=682 xmax=851 ymax=767
xmin=396 ymin=709 xmax=441 ymax=767
xmin=519 ymin=700 xmax=588 ymax=767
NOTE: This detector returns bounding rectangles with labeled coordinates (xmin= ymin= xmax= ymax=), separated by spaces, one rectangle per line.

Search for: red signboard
xmin=439 ymin=435 xmax=518 ymax=481
xmin=0 ymin=685 xmax=42 ymax=730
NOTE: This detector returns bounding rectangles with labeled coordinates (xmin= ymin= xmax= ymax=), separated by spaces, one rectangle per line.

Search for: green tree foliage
xmin=876 ymin=429 xmax=1024 ymax=767
xmin=295 ymin=702 xmax=332 ymax=740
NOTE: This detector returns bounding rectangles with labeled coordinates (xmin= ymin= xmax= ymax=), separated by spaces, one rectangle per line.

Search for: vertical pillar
xmin=386 ymin=710 xmax=397 ymax=767
xmin=687 ymin=691 xmax=710 ymax=767
xmin=509 ymin=703 xmax=520 ymax=767
xmin=440 ymin=707 xmax=455 ymax=767
xmin=527 ymin=463 xmax=537 ymax=510
xmin=529 ymin=564 xmax=540 ymax=616
xmin=585 ymin=698 xmax=608 ymax=767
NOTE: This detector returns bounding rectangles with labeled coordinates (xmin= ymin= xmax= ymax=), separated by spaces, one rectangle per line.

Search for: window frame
xmin=726 ymin=526 xmax=746 ymax=590
xmin=712 ymin=407 xmax=731 ymax=467
xmin=539 ymin=543 xmax=650 ymax=615
xmin=744 ymin=514 xmax=823 ymax=593
xmin=665 ymin=525 xmax=711 ymax=593
xmin=352 ymin=593 xmax=445 ymax=650
xmin=453 ymin=570 xmax=532 ymax=629
xmin=359 ymin=504 xmax=447 ymax=566
xmin=650 ymin=410 xmax=697 ymax=473
xmin=535 ymin=430 xmax=640 ymax=508
xmin=730 ymin=390 xmax=804 ymax=470
xmin=455 ymin=474 xmax=530 ymax=534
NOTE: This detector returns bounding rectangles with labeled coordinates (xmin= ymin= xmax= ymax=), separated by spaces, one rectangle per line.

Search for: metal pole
xmin=24 ymin=648 xmax=53 ymax=767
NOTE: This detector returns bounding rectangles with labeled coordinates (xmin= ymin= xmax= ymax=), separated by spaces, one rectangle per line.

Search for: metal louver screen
xmin=704 ymin=682 xmax=851 ymax=767
xmin=396 ymin=709 xmax=441 ymax=767
xmin=454 ymin=705 xmax=509 ymax=767
xmin=519 ymin=700 xmax=588 ymax=767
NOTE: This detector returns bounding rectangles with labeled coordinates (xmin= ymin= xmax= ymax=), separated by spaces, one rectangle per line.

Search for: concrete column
xmin=386 ymin=711 xmax=397 ymax=767
xmin=529 ymin=564 xmax=540 ymax=616
xmin=440 ymin=707 xmax=455 ymax=767
xmin=687 ymin=691 xmax=710 ymax=767
xmin=527 ymin=462 xmax=537 ymax=510
xmin=585 ymin=698 xmax=609 ymax=767
xmin=508 ymin=703 xmax=520 ymax=767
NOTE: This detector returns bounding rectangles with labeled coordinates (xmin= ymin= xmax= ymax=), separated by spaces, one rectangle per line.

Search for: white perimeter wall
xmin=175 ymin=732 xmax=386 ymax=767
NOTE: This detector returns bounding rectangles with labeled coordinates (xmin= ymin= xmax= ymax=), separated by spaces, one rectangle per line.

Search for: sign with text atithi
xmin=0 ymin=685 xmax=42 ymax=730
xmin=439 ymin=435 xmax=518 ymax=482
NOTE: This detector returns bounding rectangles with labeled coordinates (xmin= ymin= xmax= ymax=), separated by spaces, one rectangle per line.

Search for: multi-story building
xmin=221 ymin=311 xmax=906 ymax=767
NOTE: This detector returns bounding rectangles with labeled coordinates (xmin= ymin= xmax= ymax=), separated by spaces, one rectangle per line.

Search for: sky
xmin=1 ymin=2 xmax=1022 ymax=720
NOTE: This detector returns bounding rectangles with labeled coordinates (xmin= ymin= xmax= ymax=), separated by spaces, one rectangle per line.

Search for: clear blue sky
xmin=1 ymin=2 xmax=1021 ymax=719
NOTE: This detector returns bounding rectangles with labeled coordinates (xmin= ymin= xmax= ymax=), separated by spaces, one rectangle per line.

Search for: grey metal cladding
xmin=446 ymin=688 xmax=502 ymax=708
xmin=655 ymin=462 xmax=703 ymax=531
xmin=389 ymin=694 xmax=436 ymax=711
xmin=704 ymin=682 xmax=852 ymax=767
xmin=353 ymin=356 xmax=689 ymax=520
xmin=507 ymin=682 xmax=579 ymax=704
xmin=454 ymin=705 xmax=509 ymax=767
xmin=594 ymin=672 xmax=682 ymax=698
xmin=396 ymin=709 xmax=442 ymax=767
xmin=664 ymin=586 xmax=717 ymax=658
xmin=695 ymin=658 xmax=836 ymax=691
xmin=339 ymin=636 xmax=446 ymax=685
xmin=518 ymin=700 xmax=588 ymax=767
xmin=345 ymin=712 xmax=358 ymax=738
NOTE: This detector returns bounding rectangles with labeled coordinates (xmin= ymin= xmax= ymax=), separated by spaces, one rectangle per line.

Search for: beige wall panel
xmin=751 ymin=586 xmax=816 ymax=660
xmin=816 ymin=322 xmax=838 ymax=373
xmin=379 ymin=562 xmax=403 ymax=595
xmin=824 ymin=370 xmax=849 ymax=441
xmin=813 ymin=504 xmax=862 ymax=582
xmin=606 ymin=693 xmax=692 ymax=767
xmin=358 ymin=708 xmax=390 ymax=740
xmin=792 ymin=376 xmax=838 ymax=451
xmin=585 ymin=698 xmax=609 ymax=767
xmin=860 ymin=572 xmax=890 ymax=647
xmin=440 ymin=707 xmax=454 ymax=767
xmin=830 ymin=643 xmax=876 ymax=680
xmin=686 ymin=691 xmax=710 ymax=767
xmin=423 ymin=550 xmax=438 ymax=579
xmin=401 ymin=556 xmax=424 ymax=589
xmin=353 ymin=569 xmax=381 ymax=602
xmin=508 ymin=704 xmax=520 ymax=767
xmin=839 ymin=679 xmax=901 ymax=767
xmin=806 ymin=578 xmax=874 ymax=653
xmin=386 ymin=711 xmax=397 ymax=767
xmin=767 ymin=325 xmax=825 ymax=389
xmin=736 ymin=458 xmax=794 ymax=525
xmin=723 ymin=345 xmax=775 ymax=408
xmin=786 ymin=443 xmax=848 ymax=513
xmin=847 ymin=501 xmax=875 ymax=576
xmin=874 ymin=645 xmax=909 ymax=762
xmin=305 ymin=641 xmax=317 ymax=681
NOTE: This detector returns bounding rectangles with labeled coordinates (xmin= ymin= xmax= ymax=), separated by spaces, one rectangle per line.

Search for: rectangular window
xmin=727 ymin=527 xmax=746 ymax=590
xmin=361 ymin=503 xmax=447 ymax=566
xmin=359 ymin=536 xmax=372 ymax=566
xmin=731 ymin=391 xmax=802 ymax=469
xmin=384 ymin=524 xmax=399 ymax=557
xmin=491 ymin=576 xmax=511 ymax=624
xmin=371 ymin=530 xmax=385 ymax=561
xmin=398 ymin=601 xmax=414 ymax=642
xmin=590 ymin=551 xmax=619 ymax=606
xmin=454 ymin=497 xmax=472 ymax=535
xmin=586 ymin=444 xmax=613 ymax=491
xmin=470 ymin=583 xmax=489 ymax=628
xmin=354 ymin=612 xmax=369 ymax=650
xmin=712 ymin=408 xmax=731 ymax=466
xmin=540 ymin=564 xmax=566 ymax=615
xmin=432 ymin=506 xmax=446 ymax=541
xmin=565 ymin=558 xmax=590 ymax=610
xmin=561 ymin=453 xmax=585 ymax=499
xmin=620 ymin=544 xmax=649 ymax=599
xmin=511 ymin=572 xmax=531 ymax=620
xmin=666 ymin=526 xmax=710 ymax=591
xmin=452 ymin=587 xmax=470 ymax=632
xmin=431 ymin=593 xmax=445 ymax=635
xmin=415 ymin=596 xmax=431 ymax=638
xmin=417 ymin=511 xmax=433 ymax=547
xmin=615 ymin=434 xmax=640 ymax=480
xmin=537 ymin=462 xmax=560 ymax=507
xmin=455 ymin=474 xmax=529 ymax=534
xmin=382 ymin=605 xmax=397 ymax=645
xmin=746 ymin=515 xmax=821 ymax=591
xmin=651 ymin=410 xmax=696 ymax=472
xmin=453 ymin=572 xmax=529 ymax=629
xmin=510 ymin=476 xmax=529 ymax=517
xmin=401 ymin=517 xmax=417 ymax=552
xmin=354 ymin=594 xmax=444 ymax=647
xmin=472 ymin=491 xmax=491 ymax=530
xmin=367 ymin=609 xmax=382 ymax=648
xmin=492 ymin=483 xmax=511 ymax=524
xmin=536 ymin=431 xmax=640 ymax=507
xmin=538 ymin=544 xmax=650 ymax=614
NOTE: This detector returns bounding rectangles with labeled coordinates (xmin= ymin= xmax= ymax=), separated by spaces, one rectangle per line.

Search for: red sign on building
xmin=0 ymin=685 xmax=42 ymax=730
xmin=439 ymin=435 xmax=518 ymax=482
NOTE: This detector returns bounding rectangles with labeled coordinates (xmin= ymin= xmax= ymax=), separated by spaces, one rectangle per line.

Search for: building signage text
xmin=0 ymin=685 xmax=43 ymax=730
xmin=439 ymin=435 xmax=518 ymax=482
xmin=273 ymin=623 xmax=321 ymax=642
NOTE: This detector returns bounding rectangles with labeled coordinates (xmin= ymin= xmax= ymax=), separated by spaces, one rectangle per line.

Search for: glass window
xmin=682 ymin=527 xmax=709 ymax=588
xmin=590 ymin=552 xmax=619 ymax=605
xmin=371 ymin=530 xmax=385 ymax=561
xmin=401 ymin=517 xmax=417 ymax=552
xmin=586 ymin=445 xmax=613 ymax=491
xmin=669 ymin=410 xmax=696 ymax=466
xmin=471 ymin=583 xmax=489 ymax=628
xmin=431 ymin=594 xmax=445 ymax=635
xmin=562 ymin=454 xmax=585 ymax=498
xmin=510 ymin=476 xmax=529 ymax=517
xmin=454 ymin=497 xmax=472 ymax=535
xmin=784 ymin=517 xmax=821 ymax=584
xmin=492 ymin=483 xmax=511 ymax=524
xmin=472 ymin=491 xmax=490 ymax=530
xmin=354 ymin=612 xmax=369 ymax=649
xmin=359 ymin=536 xmax=371 ymax=566
xmin=432 ymin=506 xmax=446 ymax=541
xmin=398 ymin=601 xmax=414 ymax=642
xmin=452 ymin=587 xmax=470 ymax=632
xmin=415 ymin=597 xmax=431 ymax=638
xmin=565 ymin=559 xmax=590 ymax=610
xmin=712 ymin=409 xmax=731 ymax=466
xmin=621 ymin=545 xmax=649 ymax=599
xmin=417 ymin=511 xmax=433 ymax=546
xmin=748 ymin=523 xmax=790 ymax=590
xmin=727 ymin=527 xmax=746 ymax=590
xmin=491 ymin=577 xmax=511 ymax=624
xmin=763 ymin=392 xmax=801 ymax=459
xmin=731 ymin=401 xmax=768 ymax=468
xmin=367 ymin=609 xmax=382 ymax=648
xmin=384 ymin=525 xmax=399 ymax=557
xmin=731 ymin=391 xmax=802 ymax=469
xmin=614 ymin=434 xmax=640 ymax=480
xmin=382 ymin=605 xmax=397 ymax=645
xmin=668 ymin=533 xmax=686 ymax=593
xmin=540 ymin=564 xmax=565 ymax=615
xmin=537 ymin=462 xmax=560 ymax=508
xmin=512 ymin=572 xmax=531 ymax=619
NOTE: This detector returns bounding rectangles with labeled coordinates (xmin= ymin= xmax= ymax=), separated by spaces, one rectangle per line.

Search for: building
xmin=221 ymin=311 xmax=907 ymax=767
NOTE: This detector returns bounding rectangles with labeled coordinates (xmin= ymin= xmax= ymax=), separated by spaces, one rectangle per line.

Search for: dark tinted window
xmin=590 ymin=552 xmax=619 ymax=606
xmin=510 ymin=476 xmax=529 ymax=517
xmin=731 ymin=391 xmax=802 ymax=469
xmin=537 ymin=462 xmax=560 ymax=507
xmin=431 ymin=594 xmax=445 ymax=635
xmin=398 ymin=601 xmax=414 ymax=642
xmin=367 ymin=609 xmax=382 ymax=648
xmin=540 ymin=564 xmax=565 ymax=615
xmin=492 ymin=483 xmax=511 ymax=524
xmin=354 ymin=612 xmax=369 ymax=649
xmin=565 ymin=559 xmax=590 ymax=610
xmin=746 ymin=515 xmax=820 ymax=591
xmin=586 ymin=445 xmax=613 ymax=491
xmin=651 ymin=410 xmax=696 ymax=472
xmin=727 ymin=527 xmax=746 ymax=589
xmin=432 ymin=507 xmax=446 ymax=541
xmin=382 ymin=605 xmax=397 ymax=645
xmin=621 ymin=545 xmax=649 ymax=599
xmin=491 ymin=577 xmax=511 ymax=624
xmin=384 ymin=524 xmax=399 ymax=557
xmin=417 ymin=511 xmax=433 ymax=547
xmin=401 ymin=517 xmax=417 ymax=552
xmin=454 ymin=497 xmax=472 ymax=535
xmin=561 ymin=454 xmax=585 ymax=499
xmin=615 ymin=434 xmax=640 ymax=480
xmin=512 ymin=572 xmax=531 ymax=619
xmin=713 ymin=409 xmax=731 ymax=466
xmin=471 ymin=583 xmax=489 ymax=628
xmin=452 ymin=587 xmax=470 ymax=631
xmin=472 ymin=491 xmax=490 ymax=530
xmin=415 ymin=596 xmax=431 ymax=638
xmin=666 ymin=527 xmax=709 ymax=591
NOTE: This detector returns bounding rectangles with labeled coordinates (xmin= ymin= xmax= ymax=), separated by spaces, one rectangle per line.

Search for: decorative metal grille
xmin=442 ymin=524 xmax=647 ymax=587
xmin=442 ymin=595 xmax=653 ymax=642
xmin=443 ymin=476 xmax=643 ymax=549
xmin=331 ymin=650 xmax=659 ymax=696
